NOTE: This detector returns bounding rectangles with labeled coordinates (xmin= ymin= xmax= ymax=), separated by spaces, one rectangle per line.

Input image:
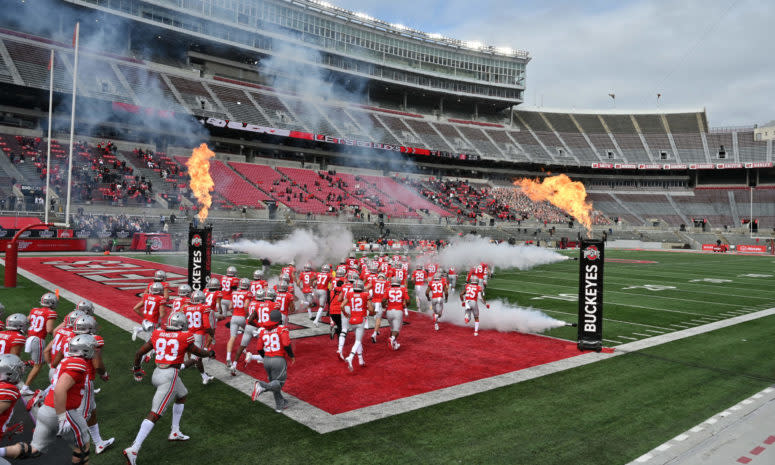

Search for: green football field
xmin=3 ymin=248 xmax=775 ymax=464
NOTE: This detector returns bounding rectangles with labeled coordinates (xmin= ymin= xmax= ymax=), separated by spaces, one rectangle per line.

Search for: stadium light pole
xmin=44 ymin=49 xmax=54 ymax=225
xmin=64 ymin=22 xmax=80 ymax=228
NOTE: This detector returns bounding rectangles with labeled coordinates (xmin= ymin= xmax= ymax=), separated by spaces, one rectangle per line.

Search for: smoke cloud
xmin=223 ymin=224 xmax=353 ymax=266
xmin=433 ymin=235 xmax=568 ymax=270
xmin=440 ymin=299 xmax=569 ymax=333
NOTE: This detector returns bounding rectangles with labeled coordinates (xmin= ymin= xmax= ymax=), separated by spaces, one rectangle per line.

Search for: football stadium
xmin=0 ymin=0 xmax=773 ymax=463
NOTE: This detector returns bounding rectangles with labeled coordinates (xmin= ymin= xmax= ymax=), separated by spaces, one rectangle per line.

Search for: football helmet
xmin=207 ymin=278 xmax=221 ymax=290
xmin=40 ymin=292 xmax=58 ymax=309
xmin=415 ymin=264 xmax=422 ymax=270
xmin=226 ymin=266 xmax=238 ymax=277
xmin=177 ymin=284 xmax=192 ymax=297
xmin=73 ymin=315 xmax=97 ymax=335
xmin=353 ymin=280 xmax=364 ymax=292
xmin=5 ymin=314 xmax=28 ymax=334
xmin=154 ymin=270 xmax=167 ymax=282
xmin=347 ymin=271 xmax=357 ymax=283
xmin=75 ymin=300 xmax=94 ymax=315
xmin=277 ymin=282 xmax=288 ymax=293
xmin=166 ymin=312 xmax=188 ymax=331
xmin=238 ymin=278 xmax=251 ymax=290
xmin=254 ymin=289 xmax=266 ymax=300
xmin=190 ymin=290 xmax=206 ymax=304
xmin=0 ymin=354 xmax=24 ymax=384
xmin=390 ymin=276 xmax=401 ymax=286
xmin=303 ymin=263 xmax=312 ymax=271
xmin=149 ymin=282 xmax=164 ymax=295
xmin=253 ymin=269 xmax=265 ymax=280
xmin=67 ymin=334 xmax=97 ymax=359
xmin=64 ymin=310 xmax=85 ymax=329
xmin=321 ymin=264 xmax=331 ymax=273
xmin=335 ymin=269 xmax=346 ymax=278
xmin=378 ymin=273 xmax=386 ymax=280
xmin=266 ymin=289 xmax=277 ymax=300
xmin=469 ymin=276 xmax=479 ymax=285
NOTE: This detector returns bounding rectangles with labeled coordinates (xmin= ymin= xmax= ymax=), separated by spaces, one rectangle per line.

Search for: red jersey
xmin=140 ymin=294 xmax=166 ymax=324
xmin=249 ymin=279 xmax=267 ymax=298
xmin=371 ymin=278 xmax=388 ymax=302
xmin=230 ymin=289 xmax=252 ymax=318
xmin=204 ymin=289 xmax=222 ymax=312
xmin=468 ymin=264 xmax=487 ymax=281
xmin=168 ymin=296 xmax=190 ymax=313
xmin=0 ymin=382 xmax=20 ymax=432
xmin=347 ymin=291 xmax=370 ymax=325
xmin=364 ymin=273 xmax=377 ymax=291
xmin=385 ymin=286 xmax=409 ymax=311
xmin=248 ymin=300 xmax=275 ymax=328
xmin=426 ymin=263 xmax=439 ymax=276
xmin=299 ymin=271 xmax=315 ymax=293
xmin=329 ymin=283 xmax=344 ymax=315
xmin=411 ymin=269 xmax=427 ymax=286
xmin=0 ymin=331 xmax=25 ymax=355
xmin=392 ymin=268 xmax=407 ymax=285
xmin=281 ymin=266 xmax=296 ymax=279
xmin=151 ymin=329 xmax=194 ymax=365
xmin=428 ymin=279 xmax=446 ymax=299
xmin=346 ymin=257 xmax=358 ymax=270
xmin=184 ymin=303 xmax=212 ymax=335
xmin=50 ymin=327 xmax=75 ymax=360
xmin=275 ymin=291 xmax=294 ymax=315
xmin=335 ymin=264 xmax=348 ymax=276
xmin=448 ymin=267 xmax=457 ymax=276
xmin=220 ymin=276 xmax=239 ymax=299
xmin=378 ymin=262 xmax=390 ymax=274
xmin=61 ymin=334 xmax=104 ymax=381
xmin=28 ymin=307 xmax=57 ymax=339
xmin=315 ymin=272 xmax=331 ymax=290
xmin=341 ymin=282 xmax=354 ymax=304
xmin=463 ymin=283 xmax=483 ymax=301
xmin=257 ymin=325 xmax=291 ymax=358
xmin=44 ymin=357 xmax=89 ymax=410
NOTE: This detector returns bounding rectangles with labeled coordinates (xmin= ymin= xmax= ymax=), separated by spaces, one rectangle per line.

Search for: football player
xmin=168 ymin=284 xmax=192 ymax=314
xmin=275 ymin=281 xmax=295 ymax=327
xmin=123 ymin=313 xmax=215 ymax=465
xmin=131 ymin=283 xmax=168 ymax=343
xmin=146 ymin=270 xmax=171 ymax=300
xmin=384 ymin=276 xmax=409 ymax=350
xmin=219 ymin=266 xmax=240 ymax=317
xmin=311 ymin=264 xmax=332 ymax=327
xmin=460 ymin=276 xmax=488 ymax=336
xmin=250 ymin=310 xmax=295 ymax=413
xmin=249 ymin=269 xmax=268 ymax=298
xmin=411 ymin=264 xmax=428 ymax=313
xmin=328 ymin=270 xmax=347 ymax=347
xmin=203 ymin=277 xmax=223 ymax=321
xmin=33 ymin=310 xmax=84 ymax=411
xmin=341 ymin=280 xmax=372 ymax=371
xmin=226 ymin=279 xmax=252 ymax=368
xmin=22 ymin=293 xmax=58 ymax=395
xmin=447 ymin=266 xmax=457 ymax=289
xmin=0 ymin=314 xmax=27 ymax=356
xmin=183 ymin=291 xmax=215 ymax=385
xmin=0 ymin=355 xmax=24 ymax=448
xmin=232 ymin=289 xmax=275 ymax=375
xmin=298 ymin=264 xmax=316 ymax=317
xmin=425 ymin=273 xmax=449 ymax=331
xmin=369 ymin=273 xmax=388 ymax=343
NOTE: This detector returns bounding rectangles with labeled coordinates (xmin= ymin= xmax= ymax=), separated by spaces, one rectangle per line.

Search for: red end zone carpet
xmin=19 ymin=256 xmax=592 ymax=415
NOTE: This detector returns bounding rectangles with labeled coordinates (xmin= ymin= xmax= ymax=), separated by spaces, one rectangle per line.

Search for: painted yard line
xmin=632 ymin=333 xmax=653 ymax=337
xmin=488 ymin=286 xmax=741 ymax=317
xmin=644 ymin=329 xmax=666 ymax=334
xmin=603 ymin=339 xmax=624 ymax=345
xmin=15 ymin=258 xmax=775 ymax=435
xmin=669 ymin=324 xmax=691 ymax=328
xmin=619 ymin=336 xmax=638 ymax=340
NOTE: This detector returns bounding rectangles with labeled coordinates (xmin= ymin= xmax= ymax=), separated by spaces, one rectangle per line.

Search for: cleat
xmin=230 ymin=362 xmax=237 ymax=377
xmin=345 ymin=356 xmax=353 ymax=372
xmin=131 ymin=327 xmax=140 ymax=341
xmin=329 ymin=325 xmax=336 ymax=339
xmin=275 ymin=399 xmax=289 ymax=413
xmin=313 ymin=321 xmax=319 ymax=328
xmin=123 ymin=447 xmax=138 ymax=465
xmin=201 ymin=373 xmax=214 ymax=385
xmin=371 ymin=333 xmax=377 ymax=343
xmin=358 ymin=358 xmax=366 ymax=367
xmin=393 ymin=341 xmax=401 ymax=351
xmin=434 ymin=323 xmax=439 ymax=331
xmin=244 ymin=352 xmax=253 ymax=369
xmin=337 ymin=350 xmax=345 ymax=361
xmin=251 ymin=381 xmax=264 ymax=401
xmin=474 ymin=332 xmax=479 ymax=336
xmin=94 ymin=388 xmax=101 ymax=394
xmin=95 ymin=438 xmax=115 ymax=454
xmin=168 ymin=431 xmax=190 ymax=441
xmin=25 ymin=390 xmax=41 ymax=410
xmin=19 ymin=386 xmax=34 ymax=396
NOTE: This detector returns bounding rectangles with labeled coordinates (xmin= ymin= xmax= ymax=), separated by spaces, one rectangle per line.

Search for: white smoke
xmin=440 ymin=299 xmax=569 ymax=333
xmin=223 ymin=224 xmax=353 ymax=267
xmin=434 ymin=235 xmax=568 ymax=270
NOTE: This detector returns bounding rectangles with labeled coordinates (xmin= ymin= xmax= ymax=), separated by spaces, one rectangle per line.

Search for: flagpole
xmin=44 ymin=49 xmax=54 ymax=224
xmin=65 ymin=22 xmax=79 ymax=227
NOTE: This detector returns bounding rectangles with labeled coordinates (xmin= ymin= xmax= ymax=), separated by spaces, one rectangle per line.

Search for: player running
xmin=275 ymin=281 xmax=295 ymax=327
xmin=384 ymin=276 xmax=409 ymax=350
xmin=341 ymin=280 xmax=372 ymax=371
xmin=411 ymin=264 xmax=428 ymax=312
xmin=425 ymin=273 xmax=449 ymax=331
xmin=123 ymin=312 xmax=216 ymax=465
xmin=146 ymin=270 xmax=171 ymax=300
xmin=250 ymin=310 xmax=295 ymax=413
xmin=232 ymin=289 xmax=275 ymax=375
xmin=298 ymin=264 xmax=316 ymax=317
xmin=447 ymin=266 xmax=457 ymax=289
xmin=312 ymin=264 xmax=332 ymax=327
xmin=0 ymin=314 xmax=28 ymax=356
xmin=131 ymin=283 xmax=168 ymax=342
xmin=369 ymin=273 xmax=388 ymax=343
xmin=220 ymin=266 xmax=240 ymax=317
xmin=168 ymin=285 xmax=192 ymax=313
xmin=249 ymin=269 xmax=268 ymax=298
xmin=22 ymin=292 xmax=58 ymax=395
xmin=460 ymin=276 xmax=488 ymax=336
xmin=183 ymin=291 xmax=215 ymax=385
xmin=225 ymin=278 xmax=252 ymax=368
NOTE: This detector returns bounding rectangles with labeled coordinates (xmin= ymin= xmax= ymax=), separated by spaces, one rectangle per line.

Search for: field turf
xmin=3 ymin=248 xmax=775 ymax=464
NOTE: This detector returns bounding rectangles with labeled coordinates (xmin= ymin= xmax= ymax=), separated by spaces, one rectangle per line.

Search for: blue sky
xmin=330 ymin=0 xmax=773 ymax=127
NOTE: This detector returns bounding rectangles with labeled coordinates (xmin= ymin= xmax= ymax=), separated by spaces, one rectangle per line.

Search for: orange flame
xmin=186 ymin=143 xmax=215 ymax=222
xmin=514 ymin=174 xmax=594 ymax=233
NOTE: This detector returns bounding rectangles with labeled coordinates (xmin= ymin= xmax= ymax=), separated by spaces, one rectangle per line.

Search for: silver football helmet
xmin=353 ymin=280 xmax=364 ymax=292
xmin=0 ymin=354 xmax=24 ymax=384
xmin=254 ymin=288 xmax=266 ymax=300
xmin=75 ymin=301 xmax=94 ymax=315
xmin=226 ymin=266 xmax=238 ymax=277
xmin=321 ymin=264 xmax=331 ymax=273
xmin=5 ymin=314 xmax=28 ymax=334
xmin=391 ymin=276 xmax=401 ymax=286
xmin=40 ymin=292 xmax=58 ymax=309
xmin=64 ymin=310 xmax=85 ymax=329
xmin=303 ymin=263 xmax=312 ymax=271
xmin=154 ymin=270 xmax=167 ymax=282
xmin=73 ymin=315 xmax=97 ymax=335
xmin=177 ymin=284 xmax=192 ymax=297
xmin=277 ymin=282 xmax=288 ymax=293
xmin=166 ymin=312 xmax=188 ymax=331
xmin=207 ymin=277 xmax=221 ymax=290
xmin=66 ymin=334 xmax=97 ymax=359
xmin=378 ymin=273 xmax=386 ymax=280
xmin=190 ymin=290 xmax=206 ymax=304
xmin=266 ymin=289 xmax=277 ymax=301
xmin=238 ymin=278 xmax=250 ymax=290
xmin=149 ymin=282 xmax=164 ymax=295
xmin=469 ymin=276 xmax=479 ymax=285
xmin=253 ymin=269 xmax=264 ymax=280
xmin=335 ymin=269 xmax=346 ymax=278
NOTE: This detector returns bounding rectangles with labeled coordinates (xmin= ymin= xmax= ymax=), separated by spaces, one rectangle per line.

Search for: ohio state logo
xmin=150 ymin=237 xmax=164 ymax=251
xmin=191 ymin=234 xmax=202 ymax=247
xmin=583 ymin=245 xmax=600 ymax=261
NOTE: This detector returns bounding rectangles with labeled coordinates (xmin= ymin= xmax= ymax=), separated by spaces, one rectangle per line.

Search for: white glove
xmin=57 ymin=413 xmax=72 ymax=437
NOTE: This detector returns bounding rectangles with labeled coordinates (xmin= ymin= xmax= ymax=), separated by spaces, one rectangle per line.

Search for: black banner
xmin=187 ymin=224 xmax=212 ymax=292
xmin=577 ymin=239 xmax=604 ymax=351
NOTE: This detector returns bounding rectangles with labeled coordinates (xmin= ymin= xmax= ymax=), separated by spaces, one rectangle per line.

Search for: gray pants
xmin=240 ymin=324 xmax=259 ymax=347
xmin=31 ymin=405 xmax=90 ymax=452
xmin=314 ymin=289 xmax=328 ymax=308
xmin=449 ymin=276 xmax=457 ymax=289
xmin=258 ymin=356 xmax=288 ymax=410
xmin=386 ymin=310 xmax=403 ymax=331
xmin=229 ymin=315 xmax=246 ymax=338
xmin=431 ymin=297 xmax=445 ymax=315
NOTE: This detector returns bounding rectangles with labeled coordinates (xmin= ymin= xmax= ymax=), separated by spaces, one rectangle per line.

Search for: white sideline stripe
xmin=12 ymin=258 xmax=775 ymax=434
xmin=635 ymin=453 xmax=653 ymax=463
xmin=673 ymin=434 xmax=688 ymax=441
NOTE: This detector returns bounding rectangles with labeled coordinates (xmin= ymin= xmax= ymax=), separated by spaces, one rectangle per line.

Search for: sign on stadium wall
xmin=736 ymin=244 xmax=767 ymax=253
xmin=0 ymin=239 xmax=87 ymax=252
xmin=745 ymin=162 xmax=773 ymax=169
xmin=592 ymin=162 xmax=764 ymax=171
